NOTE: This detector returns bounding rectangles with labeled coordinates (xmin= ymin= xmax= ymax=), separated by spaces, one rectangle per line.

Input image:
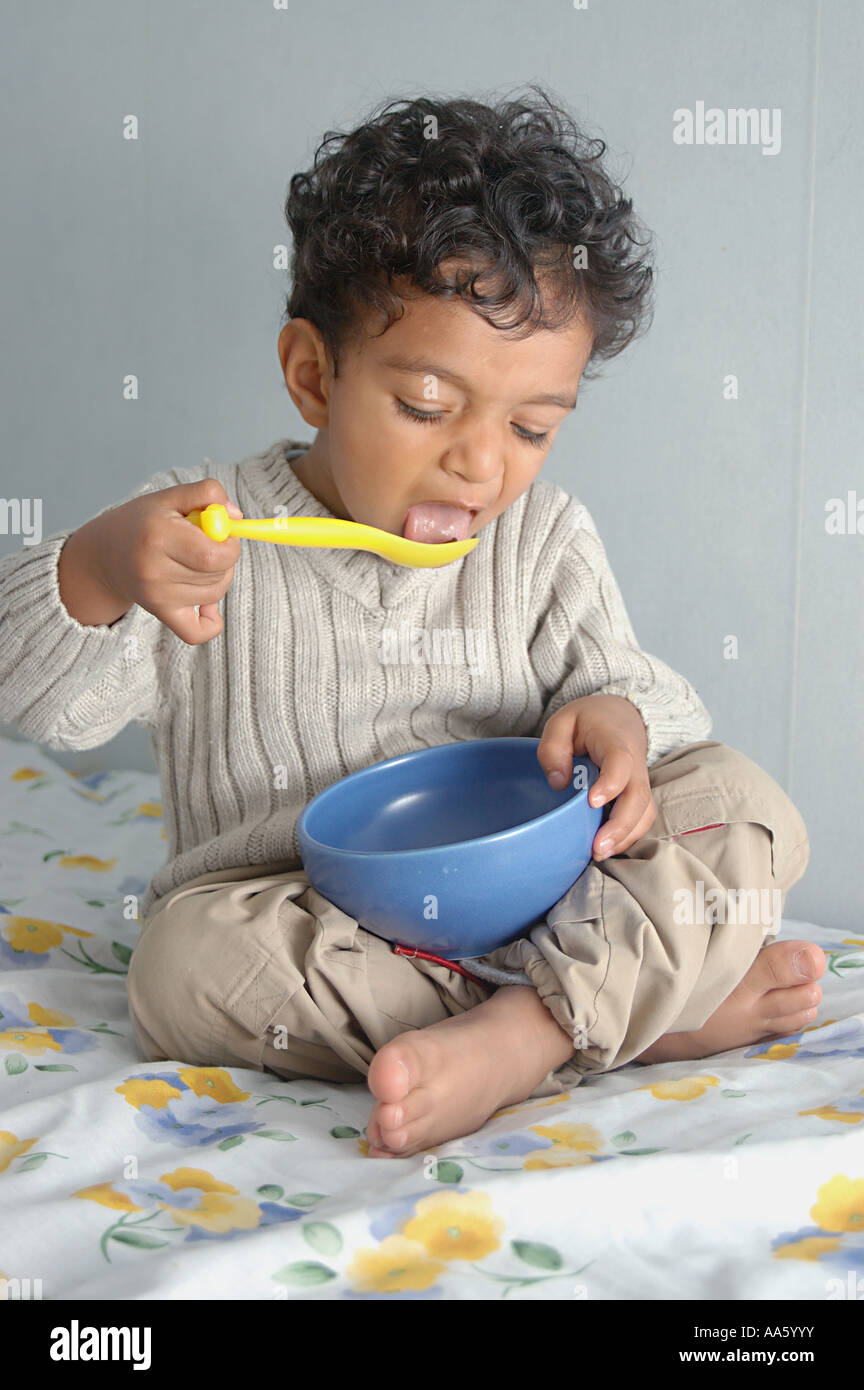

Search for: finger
xmin=587 ymin=744 xmax=635 ymax=808
xmin=160 ymin=603 xmax=224 ymax=646
xmin=165 ymin=523 xmax=242 ymax=575
xmin=160 ymin=548 xmax=241 ymax=584
xmin=593 ymin=781 xmax=655 ymax=859
xmin=157 ymin=478 xmax=236 ymax=515
xmin=612 ymin=795 xmax=657 ymax=856
xmin=536 ymin=708 xmax=580 ymax=788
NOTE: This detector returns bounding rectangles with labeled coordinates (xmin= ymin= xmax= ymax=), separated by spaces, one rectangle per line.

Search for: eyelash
xmin=394 ymin=398 xmax=550 ymax=448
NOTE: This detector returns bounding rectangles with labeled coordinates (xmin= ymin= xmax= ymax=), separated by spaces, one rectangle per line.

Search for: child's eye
xmin=513 ymin=425 xmax=549 ymax=448
xmin=395 ymin=399 xmax=442 ymax=424
xmin=394 ymin=398 xmax=549 ymax=447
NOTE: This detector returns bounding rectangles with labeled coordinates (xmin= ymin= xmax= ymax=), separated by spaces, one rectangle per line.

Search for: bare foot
xmin=365 ymin=984 xmax=574 ymax=1159
xmin=634 ymin=939 xmax=827 ymax=1064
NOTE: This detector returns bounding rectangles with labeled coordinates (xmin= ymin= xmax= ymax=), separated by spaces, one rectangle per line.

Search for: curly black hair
xmin=282 ymin=84 xmax=654 ymax=381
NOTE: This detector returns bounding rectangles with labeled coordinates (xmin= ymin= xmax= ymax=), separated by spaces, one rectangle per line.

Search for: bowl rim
xmin=296 ymin=737 xmax=600 ymax=860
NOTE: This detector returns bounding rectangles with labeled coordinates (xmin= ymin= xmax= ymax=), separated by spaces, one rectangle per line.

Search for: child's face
xmin=278 ymin=269 xmax=594 ymax=542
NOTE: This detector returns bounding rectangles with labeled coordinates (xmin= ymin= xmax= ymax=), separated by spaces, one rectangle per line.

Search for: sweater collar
xmin=241 ymin=438 xmax=470 ymax=611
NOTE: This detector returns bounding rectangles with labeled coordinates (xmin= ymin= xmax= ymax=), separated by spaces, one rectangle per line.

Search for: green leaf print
xmin=16 ymin=1154 xmax=49 ymax=1172
xmin=612 ymin=1131 xmax=637 ymax=1146
xmin=4 ymin=1054 xmax=28 ymax=1075
xmin=217 ymin=1135 xmax=245 ymax=1151
xmin=512 ymin=1240 xmax=563 ymax=1270
xmin=330 ymin=1125 xmax=362 ymax=1139
xmin=429 ymin=1160 xmax=463 ymax=1184
xmin=257 ymin=1184 xmax=285 ymax=1201
xmin=272 ymin=1261 xmax=337 ymax=1287
xmin=283 ymin=1193 xmax=327 ymax=1208
xmin=111 ymin=941 xmax=133 ymax=966
xmin=302 ymin=1223 xmax=343 ymax=1256
xmin=34 ymin=1064 xmax=78 ymax=1072
xmin=111 ymin=1230 xmax=171 ymax=1250
xmin=250 ymin=1130 xmax=297 ymax=1142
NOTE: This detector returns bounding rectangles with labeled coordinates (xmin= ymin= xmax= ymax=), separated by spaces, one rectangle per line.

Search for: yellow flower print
xmin=402 ymin=1190 xmax=504 ymax=1262
xmin=759 ymin=1042 xmax=800 ymax=1059
xmin=158 ymin=1167 xmax=238 ymax=1195
xmin=641 ymin=1075 xmax=719 ymax=1101
xmin=0 ymin=1131 xmax=39 ymax=1173
xmin=58 ymin=855 xmax=118 ymax=872
xmin=524 ymin=1148 xmax=594 ymax=1170
xmin=116 ymin=1078 xmax=183 ymax=1111
xmin=357 ymin=1138 xmax=370 ymax=1157
xmin=4 ymin=917 xmax=94 ymax=953
xmin=493 ymin=1093 xmax=571 ymax=1119
xmin=135 ymin=802 xmax=162 ymax=818
xmin=773 ymin=1235 xmax=843 ymax=1261
xmin=521 ymin=1120 xmax=604 ymax=1170
xmin=810 ymin=1174 xmax=864 ymax=1233
xmin=157 ymin=1168 xmax=259 ymax=1234
xmin=28 ymin=1003 xmax=76 ymax=1028
xmin=0 ymin=1028 xmax=62 ymax=1056
xmin=347 ymin=1235 xmax=447 ymax=1293
xmin=168 ymin=1192 xmax=261 ymax=1234
xmin=74 ymin=1183 xmax=144 ymax=1212
xmin=11 ymin=767 xmax=42 ymax=780
xmin=530 ymin=1122 xmax=603 ymax=1151
xmin=800 ymin=1105 xmax=863 ymax=1126
xmin=176 ymin=1068 xmax=251 ymax=1104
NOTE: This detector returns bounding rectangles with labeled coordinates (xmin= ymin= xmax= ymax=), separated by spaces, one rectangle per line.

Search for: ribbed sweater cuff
xmin=0 ymin=532 xmax=156 ymax=735
xmin=598 ymin=682 xmax=712 ymax=767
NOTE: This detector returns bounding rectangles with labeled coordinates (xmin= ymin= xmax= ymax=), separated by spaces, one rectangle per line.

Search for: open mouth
xmin=401 ymin=503 xmax=478 ymax=544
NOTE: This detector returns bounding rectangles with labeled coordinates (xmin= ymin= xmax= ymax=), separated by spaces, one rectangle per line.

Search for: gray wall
xmin=1 ymin=0 xmax=859 ymax=929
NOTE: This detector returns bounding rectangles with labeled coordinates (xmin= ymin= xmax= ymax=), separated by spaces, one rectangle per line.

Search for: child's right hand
xmin=61 ymin=479 xmax=243 ymax=645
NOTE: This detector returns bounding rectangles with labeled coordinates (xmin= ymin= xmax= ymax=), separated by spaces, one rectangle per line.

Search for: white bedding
xmin=1 ymin=732 xmax=862 ymax=1301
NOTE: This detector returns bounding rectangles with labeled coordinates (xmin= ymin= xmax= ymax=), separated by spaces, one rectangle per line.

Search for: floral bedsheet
xmin=1 ymin=733 xmax=862 ymax=1301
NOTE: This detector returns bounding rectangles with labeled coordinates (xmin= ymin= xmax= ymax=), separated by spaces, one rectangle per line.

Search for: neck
xmin=289 ymin=430 xmax=350 ymax=520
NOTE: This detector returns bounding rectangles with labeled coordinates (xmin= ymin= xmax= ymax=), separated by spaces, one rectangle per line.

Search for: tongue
xmin=402 ymin=503 xmax=472 ymax=543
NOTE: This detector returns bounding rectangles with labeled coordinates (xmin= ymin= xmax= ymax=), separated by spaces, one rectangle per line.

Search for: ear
xmin=278 ymin=320 xmax=333 ymax=428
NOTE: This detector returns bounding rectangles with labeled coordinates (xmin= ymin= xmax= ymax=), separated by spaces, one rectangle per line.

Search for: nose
xmin=442 ymin=420 xmax=503 ymax=487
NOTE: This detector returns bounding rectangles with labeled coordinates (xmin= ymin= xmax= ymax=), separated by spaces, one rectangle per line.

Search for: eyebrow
xmin=380 ymin=354 xmax=579 ymax=411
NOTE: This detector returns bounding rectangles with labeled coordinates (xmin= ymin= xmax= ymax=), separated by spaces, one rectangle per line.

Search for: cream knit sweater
xmin=0 ymin=437 xmax=712 ymax=920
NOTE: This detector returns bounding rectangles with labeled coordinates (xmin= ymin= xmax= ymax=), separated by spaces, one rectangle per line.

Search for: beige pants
xmin=127 ymin=741 xmax=810 ymax=1098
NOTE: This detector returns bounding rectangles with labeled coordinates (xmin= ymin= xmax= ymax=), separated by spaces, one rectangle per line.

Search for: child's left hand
xmin=536 ymin=694 xmax=656 ymax=860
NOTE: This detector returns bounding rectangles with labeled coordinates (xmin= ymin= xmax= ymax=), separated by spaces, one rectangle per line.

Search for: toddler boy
xmin=0 ymin=89 xmax=823 ymax=1158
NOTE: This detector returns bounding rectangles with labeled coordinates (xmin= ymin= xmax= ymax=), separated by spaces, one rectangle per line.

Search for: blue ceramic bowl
xmin=296 ymin=737 xmax=603 ymax=959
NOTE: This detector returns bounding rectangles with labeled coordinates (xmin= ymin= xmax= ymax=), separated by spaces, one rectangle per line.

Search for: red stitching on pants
xmin=392 ymin=943 xmax=483 ymax=984
xmin=669 ymin=822 xmax=726 ymax=837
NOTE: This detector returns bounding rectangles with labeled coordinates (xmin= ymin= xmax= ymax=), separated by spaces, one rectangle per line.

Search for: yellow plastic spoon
xmin=185 ymin=503 xmax=478 ymax=568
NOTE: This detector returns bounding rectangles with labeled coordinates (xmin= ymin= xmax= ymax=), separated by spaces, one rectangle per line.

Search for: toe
xmin=761 ymin=1005 xmax=819 ymax=1037
xmin=367 ymin=1039 xmax=414 ymax=1105
xmin=748 ymin=940 xmax=827 ymax=993
xmin=761 ymin=980 xmax=822 ymax=1022
xmin=376 ymin=1100 xmax=406 ymax=1133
